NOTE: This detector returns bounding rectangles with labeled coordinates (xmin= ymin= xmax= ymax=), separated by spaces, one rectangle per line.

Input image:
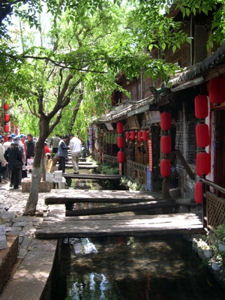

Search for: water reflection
xmin=64 ymin=236 xmax=225 ymax=300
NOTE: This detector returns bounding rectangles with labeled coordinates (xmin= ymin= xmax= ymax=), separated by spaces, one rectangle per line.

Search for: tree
xmin=2 ymin=0 xmax=224 ymax=215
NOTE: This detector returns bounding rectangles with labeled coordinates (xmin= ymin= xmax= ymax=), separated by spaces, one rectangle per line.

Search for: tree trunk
xmin=24 ymin=117 xmax=49 ymax=215
xmin=68 ymin=85 xmax=83 ymax=134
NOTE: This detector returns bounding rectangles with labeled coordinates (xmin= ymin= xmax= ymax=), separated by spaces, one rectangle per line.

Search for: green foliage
xmin=177 ymin=0 xmax=225 ymax=48
xmin=121 ymin=176 xmax=143 ymax=191
xmin=214 ymin=224 xmax=225 ymax=242
xmin=0 ymin=0 xmax=225 ymax=140
xmin=97 ymin=164 xmax=119 ymax=175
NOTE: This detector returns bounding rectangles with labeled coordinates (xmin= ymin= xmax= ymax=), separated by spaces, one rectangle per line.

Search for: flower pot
xmin=203 ymin=249 xmax=212 ymax=258
xmin=211 ymin=261 xmax=221 ymax=271
xmin=218 ymin=242 xmax=225 ymax=252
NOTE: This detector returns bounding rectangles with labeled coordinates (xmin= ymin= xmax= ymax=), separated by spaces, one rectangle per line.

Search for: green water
xmin=60 ymin=236 xmax=225 ymax=300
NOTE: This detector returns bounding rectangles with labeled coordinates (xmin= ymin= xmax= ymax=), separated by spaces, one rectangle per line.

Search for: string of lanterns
xmin=116 ymin=122 xmax=125 ymax=164
xmin=160 ymin=112 xmax=171 ymax=178
xmin=194 ymin=95 xmax=210 ymax=204
xmin=3 ymin=103 xmax=10 ymax=138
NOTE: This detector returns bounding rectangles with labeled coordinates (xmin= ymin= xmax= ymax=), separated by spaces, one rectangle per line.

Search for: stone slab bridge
xmin=36 ymin=189 xmax=204 ymax=239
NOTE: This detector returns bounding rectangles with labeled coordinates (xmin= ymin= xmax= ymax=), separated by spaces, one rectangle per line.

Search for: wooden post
xmin=162 ymin=177 xmax=171 ymax=200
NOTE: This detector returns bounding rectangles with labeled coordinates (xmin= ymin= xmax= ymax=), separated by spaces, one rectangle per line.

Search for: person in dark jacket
xmin=25 ymin=134 xmax=35 ymax=161
xmin=4 ymin=139 xmax=23 ymax=189
xmin=57 ymin=135 xmax=68 ymax=173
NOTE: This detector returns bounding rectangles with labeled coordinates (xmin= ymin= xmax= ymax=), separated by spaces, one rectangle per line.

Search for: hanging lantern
xmin=4 ymin=124 xmax=9 ymax=133
xmin=160 ymin=112 xmax=171 ymax=131
xmin=160 ymin=136 xmax=172 ymax=154
xmin=116 ymin=122 xmax=124 ymax=134
xmin=4 ymin=114 xmax=10 ymax=122
xmin=137 ymin=131 xmax=142 ymax=142
xmin=196 ymin=152 xmax=211 ymax=176
xmin=195 ymin=95 xmax=208 ymax=119
xmin=209 ymin=76 xmax=225 ymax=104
xmin=117 ymin=136 xmax=124 ymax=148
xmin=195 ymin=181 xmax=203 ymax=204
xmin=125 ymin=132 xmax=130 ymax=141
xmin=4 ymin=135 xmax=8 ymax=142
xmin=196 ymin=124 xmax=210 ymax=148
xmin=130 ymin=131 xmax=136 ymax=140
xmin=160 ymin=159 xmax=171 ymax=177
xmin=142 ymin=131 xmax=149 ymax=141
xmin=4 ymin=103 xmax=10 ymax=110
xmin=117 ymin=151 xmax=125 ymax=163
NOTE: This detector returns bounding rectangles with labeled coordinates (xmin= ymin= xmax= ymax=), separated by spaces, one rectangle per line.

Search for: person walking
xmin=4 ymin=138 xmax=23 ymax=189
xmin=25 ymin=134 xmax=35 ymax=159
xmin=0 ymin=136 xmax=8 ymax=184
xmin=57 ymin=135 xmax=68 ymax=173
xmin=50 ymin=135 xmax=60 ymax=154
xmin=69 ymin=133 xmax=82 ymax=174
xmin=3 ymin=135 xmax=12 ymax=152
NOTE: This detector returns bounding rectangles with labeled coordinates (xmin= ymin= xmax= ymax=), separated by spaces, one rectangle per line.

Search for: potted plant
xmin=210 ymin=254 xmax=223 ymax=271
xmin=214 ymin=225 xmax=225 ymax=252
xmin=197 ymin=239 xmax=213 ymax=258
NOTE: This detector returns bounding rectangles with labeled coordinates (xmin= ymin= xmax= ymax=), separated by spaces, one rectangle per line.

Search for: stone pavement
xmin=0 ymin=182 xmax=57 ymax=300
xmin=0 ymin=183 xmax=47 ymax=259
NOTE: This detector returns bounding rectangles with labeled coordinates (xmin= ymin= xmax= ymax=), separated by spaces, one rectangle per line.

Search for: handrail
xmin=200 ymin=178 xmax=225 ymax=194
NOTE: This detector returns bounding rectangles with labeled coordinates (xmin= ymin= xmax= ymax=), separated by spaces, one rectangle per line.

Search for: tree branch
xmin=5 ymin=53 xmax=108 ymax=74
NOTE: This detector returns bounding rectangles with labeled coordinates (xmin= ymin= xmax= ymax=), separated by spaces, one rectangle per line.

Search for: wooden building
xmin=91 ymin=9 xmax=225 ymax=228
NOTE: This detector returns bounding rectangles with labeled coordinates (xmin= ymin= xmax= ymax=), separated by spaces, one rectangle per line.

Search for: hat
xmin=11 ymin=133 xmax=16 ymax=138
xmin=13 ymin=136 xmax=20 ymax=144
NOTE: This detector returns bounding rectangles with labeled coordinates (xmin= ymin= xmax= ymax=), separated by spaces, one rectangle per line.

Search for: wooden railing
xmin=201 ymin=178 xmax=225 ymax=229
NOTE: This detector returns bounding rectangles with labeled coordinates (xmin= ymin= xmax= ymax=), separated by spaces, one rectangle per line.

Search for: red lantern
xmin=117 ymin=136 xmax=124 ymax=148
xmin=117 ymin=151 xmax=124 ymax=163
xmin=130 ymin=131 xmax=136 ymax=140
xmin=125 ymin=132 xmax=130 ymax=141
xmin=160 ymin=112 xmax=171 ymax=130
xmin=142 ymin=131 xmax=149 ymax=141
xmin=160 ymin=159 xmax=171 ymax=177
xmin=195 ymin=95 xmax=208 ymax=119
xmin=160 ymin=136 xmax=171 ymax=154
xmin=4 ymin=124 xmax=9 ymax=133
xmin=137 ymin=131 xmax=142 ymax=142
xmin=195 ymin=181 xmax=203 ymax=204
xmin=196 ymin=124 xmax=210 ymax=148
xmin=4 ymin=114 xmax=10 ymax=122
xmin=4 ymin=103 xmax=9 ymax=110
xmin=209 ymin=76 xmax=225 ymax=104
xmin=4 ymin=135 xmax=8 ymax=142
xmin=116 ymin=122 xmax=124 ymax=134
xmin=196 ymin=152 xmax=211 ymax=176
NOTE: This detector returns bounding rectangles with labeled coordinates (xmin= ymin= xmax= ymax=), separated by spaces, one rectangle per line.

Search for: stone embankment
xmin=0 ymin=183 xmax=57 ymax=300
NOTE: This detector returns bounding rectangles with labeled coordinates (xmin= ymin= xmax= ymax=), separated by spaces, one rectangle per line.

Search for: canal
xmin=51 ymin=235 xmax=225 ymax=300
xmin=51 ymin=166 xmax=225 ymax=299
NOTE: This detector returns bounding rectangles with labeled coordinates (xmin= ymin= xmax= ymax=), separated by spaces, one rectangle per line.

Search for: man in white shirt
xmin=69 ymin=134 xmax=82 ymax=174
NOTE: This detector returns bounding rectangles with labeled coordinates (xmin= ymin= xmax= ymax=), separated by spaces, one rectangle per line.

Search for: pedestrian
xmin=0 ymin=136 xmax=8 ymax=184
xmin=4 ymin=138 xmax=23 ymax=189
xmin=50 ymin=135 xmax=60 ymax=154
xmin=69 ymin=133 xmax=82 ymax=174
xmin=57 ymin=135 xmax=68 ymax=173
xmin=25 ymin=134 xmax=35 ymax=161
xmin=3 ymin=135 xmax=12 ymax=152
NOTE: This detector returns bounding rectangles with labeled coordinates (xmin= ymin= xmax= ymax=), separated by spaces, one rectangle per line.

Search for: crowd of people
xmin=0 ymin=133 xmax=83 ymax=190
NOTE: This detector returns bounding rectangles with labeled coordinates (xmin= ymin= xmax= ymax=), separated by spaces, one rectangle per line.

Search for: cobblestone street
xmin=0 ymin=183 xmax=48 ymax=259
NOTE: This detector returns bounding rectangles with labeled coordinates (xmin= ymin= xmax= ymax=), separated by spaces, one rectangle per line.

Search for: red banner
xmin=148 ymin=139 xmax=153 ymax=172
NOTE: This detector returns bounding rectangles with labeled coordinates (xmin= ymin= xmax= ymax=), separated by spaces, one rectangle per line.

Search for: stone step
xmin=0 ymin=235 xmax=18 ymax=294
